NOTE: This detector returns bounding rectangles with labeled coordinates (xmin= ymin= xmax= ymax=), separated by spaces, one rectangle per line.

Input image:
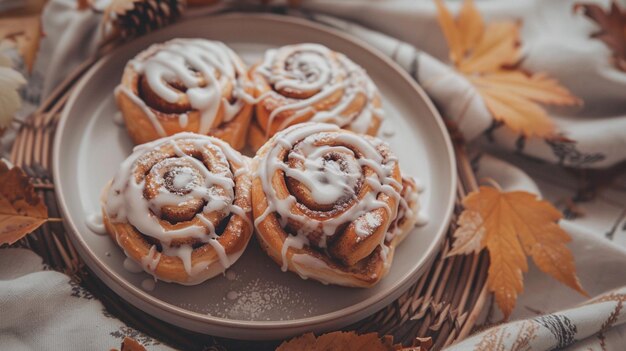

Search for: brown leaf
xmin=277 ymin=331 xmax=400 ymax=351
xmin=0 ymin=160 xmax=49 ymax=245
xmin=448 ymin=210 xmax=485 ymax=256
xmin=576 ymin=1 xmax=626 ymax=72
xmin=435 ymin=0 xmax=581 ymax=138
xmin=0 ymin=15 xmax=42 ymax=73
xmin=449 ymin=186 xmax=586 ymax=318
xmin=77 ymin=0 xmax=93 ymax=11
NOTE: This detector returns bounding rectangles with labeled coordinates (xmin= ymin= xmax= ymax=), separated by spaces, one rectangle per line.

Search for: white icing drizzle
xmin=179 ymin=113 xmax=189 ymax=128
xmin=382 ymin=125 xmax=396 ymax=137
xmin=113 ymin=112 xmax=125 ymax=126
xmin=385 ymin=176 xmax=427 ymax=242
xmin=141 ymin=278 xmax=156 ymax=291
xmin=85 ymin=213 xmax=107 ymax=235
xmin=224 ymin=270 xmax=237 ymax=281
xmin=123 ymin=257 xmax=144 ymax=273
xmin=103 ymin=132 xmax=251 ymax=284
xmin=141 ymin=245 xmax=162 ymax=274
xmin=254 ymin=123 xmax=402 ymax=274
xmin=119 ymin=39 xmax=255 ymax=135
xmin=255 ymin=43 xmax=384 ymax=135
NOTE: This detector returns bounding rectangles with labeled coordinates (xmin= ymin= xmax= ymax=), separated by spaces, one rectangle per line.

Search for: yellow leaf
xmin=473 ymin=80 xmax=556 ymax=137
xmin=0 ymin=160 xmax=49 ymax=245
xmin=459 ymin=22 xmax=520 ymax=74
xmin=435 ymin=0 xmax=463 ymax=66
xmin=0 ymin=15 xmax=41 ymax=73
xmin=452 ymin=186 xmax=586 ymax=318
xmin=277 ymin=331 xmax=399 ymax=351
xmin=473 ymin=71 xmax=582 ymax=106
xmin=457 ymin=0 xmax=484 ymax=57
xmin=434 ymin=0 xmax=581 ymax=138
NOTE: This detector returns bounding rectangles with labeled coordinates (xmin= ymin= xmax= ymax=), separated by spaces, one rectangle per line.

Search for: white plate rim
xmin=52 ymin=13 xmax=457 ymax=336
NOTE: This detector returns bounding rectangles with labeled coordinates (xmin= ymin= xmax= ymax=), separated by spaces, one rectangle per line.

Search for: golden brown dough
xmin=115 ymin=38 xmax=253 ymax=150
xmin=251 ymin=122 xmax=419 ymax=288
xmin=248 ymin=43 xmax=383 ymax=151
xmin=101 ymin=133 xmax=253 ymax=285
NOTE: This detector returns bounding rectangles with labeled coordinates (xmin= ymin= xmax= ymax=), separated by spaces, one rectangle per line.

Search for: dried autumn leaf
xmin=77 ymin=0 xmax=92 ymax=11
xmin=450 ymin=186 xmax=586 ymax=318
xmin=0 ymin=15 xmax=42 ymax=73
xmin=448 ymin=210 xmax=484 ymax=256
xmin=119 ymin=337 xmax=147 ymax=351
xmin=435 ymin=0 xmax=581 ymax=138
xmin=277 ymin=331 xmax=399 ymax=351
xmin=576 ymin=1 xmax=626 ymax=72
xmin=0 ymin=160 xmax=49 ymax=245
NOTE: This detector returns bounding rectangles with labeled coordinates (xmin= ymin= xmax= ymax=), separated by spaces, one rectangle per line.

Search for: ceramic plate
xmin=53 ymin=13 xmax=456 ymax=340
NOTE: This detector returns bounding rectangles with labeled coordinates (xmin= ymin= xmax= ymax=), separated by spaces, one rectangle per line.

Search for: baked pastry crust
xmin=101 ymin=133 xmax=253 ymax=285
xmin=115 ymin=39 xmax=254 ymax=150
xmin=248 ymin=43 xmax=383 ymax=151
xmin=251 ymin=123 xmax=419 ymax=287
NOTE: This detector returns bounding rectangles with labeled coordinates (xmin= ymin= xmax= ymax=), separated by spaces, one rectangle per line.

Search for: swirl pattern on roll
xmin=249 ymin=44 xmax=384 ymax=149
xmin=251 ymin=123 xmax=414 ymax=287
xmin=102 ymin=133 xmax=252 ymax=285
xmin=115 ymin=39 xmax=254 ymax=149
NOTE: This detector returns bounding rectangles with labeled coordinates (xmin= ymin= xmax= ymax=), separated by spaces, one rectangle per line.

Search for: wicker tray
xmin=9 ymin=34 xmax=488 ymax=351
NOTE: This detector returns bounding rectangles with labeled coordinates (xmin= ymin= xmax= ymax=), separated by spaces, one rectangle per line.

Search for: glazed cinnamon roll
xmin=251 ymin=123 xmax=419 ymax=287
xmin=101 ymin=133 xmax=253 ymax=285
xmin=115 ymin=39 xmax=254 ymax=150
xmin=248 ymin=44 xmax=384 ymax=151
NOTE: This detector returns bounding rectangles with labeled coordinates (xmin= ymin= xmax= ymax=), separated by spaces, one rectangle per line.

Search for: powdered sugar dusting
xmin=216 ymin=278 xmax=312 ymax=320
xmin=226 ymin=291 xmax=239 ymax=300
xmin=355 ymin=211 xmax=383 ymax=238
xmin=225 ymin=270 xmax=238 ymax=281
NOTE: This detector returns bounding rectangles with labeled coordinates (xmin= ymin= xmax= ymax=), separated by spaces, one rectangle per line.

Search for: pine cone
xmin=103 ymin=0 xmax=186 ymax=41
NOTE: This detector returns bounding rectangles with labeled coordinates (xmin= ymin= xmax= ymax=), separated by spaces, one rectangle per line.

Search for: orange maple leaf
xmin=450 ymin=186 xmax=587 ymax=318
xmin=111 ymin=337 xmax=147 ymax=351
xmin=0 ymin=160 xmax=50 ymax=245
xmin=435 ymin=0 xmax=581 ymax=138
xmin=277 ymin=331 xmax=403 ymax=351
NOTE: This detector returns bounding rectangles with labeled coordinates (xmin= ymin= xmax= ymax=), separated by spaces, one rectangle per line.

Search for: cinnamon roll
xmin=101 ymin=133 xmax=253 ymax=285
xmin=115 ymin=39 xmax=254 ymax=150
xmin=251 ymin=123 xmax=419 ymax=287
xmin=248 ymin=44 xmax=384 ymax=151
